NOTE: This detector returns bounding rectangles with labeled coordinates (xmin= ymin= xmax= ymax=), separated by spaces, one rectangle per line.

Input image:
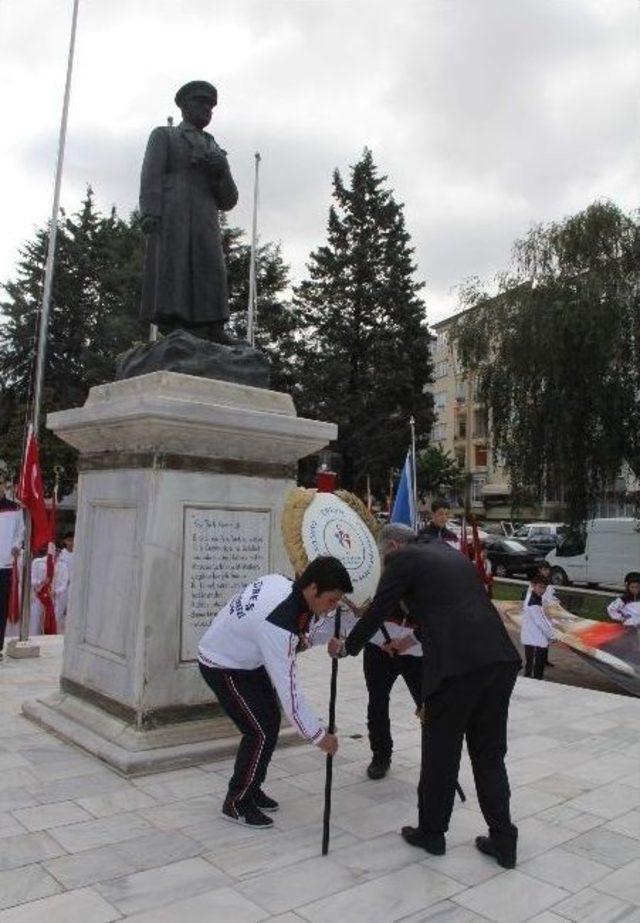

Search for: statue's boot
xmin=207 ymin=322 xmax=238 ymax=346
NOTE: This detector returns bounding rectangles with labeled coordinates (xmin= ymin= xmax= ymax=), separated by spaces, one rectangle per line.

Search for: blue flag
xmin=391 ymin=451 xmax=416 ymax=528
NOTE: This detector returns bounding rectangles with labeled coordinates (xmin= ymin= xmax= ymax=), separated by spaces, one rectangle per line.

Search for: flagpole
xmin=246 ymin=152 xmax=261 ymax=348
xmin=12 ymin=0 xmax=80 ymax=656
xmin=410 ymin=415 xmax=418 ymax=531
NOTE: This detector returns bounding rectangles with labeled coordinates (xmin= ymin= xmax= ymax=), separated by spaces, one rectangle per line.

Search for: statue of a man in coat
xmin=139 ymin=81 xmax=238 ymax=344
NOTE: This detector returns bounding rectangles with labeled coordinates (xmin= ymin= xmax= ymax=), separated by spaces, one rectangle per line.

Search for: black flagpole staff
xmin=321 ymin=604 xmax=342 ymax=855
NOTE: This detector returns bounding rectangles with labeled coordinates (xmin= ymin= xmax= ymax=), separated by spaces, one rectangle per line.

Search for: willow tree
xmin=449 ymin=201 xmax=640 ymax=525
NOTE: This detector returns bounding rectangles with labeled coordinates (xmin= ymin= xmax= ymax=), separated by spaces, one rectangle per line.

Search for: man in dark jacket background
xmin=417 ymin=498 xmax=459 ymax=546
xmin=331 ymin=539 xmax=522 ymax=868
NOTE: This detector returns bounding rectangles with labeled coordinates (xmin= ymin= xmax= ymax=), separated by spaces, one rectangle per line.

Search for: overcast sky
xmin=0 ymin=0 xmax=638 ymax=323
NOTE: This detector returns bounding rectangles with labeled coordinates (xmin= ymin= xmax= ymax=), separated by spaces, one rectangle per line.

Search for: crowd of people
xmin=0 ymin=476 xmax=74 ymax=657
xmin=2 ymin=472 xmax=637 ymax=869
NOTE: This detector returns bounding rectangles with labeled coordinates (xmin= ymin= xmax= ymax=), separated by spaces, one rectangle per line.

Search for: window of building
xmin=432 ymin=422 xmax=447 ymax=442
xmin=473 ymin=410 xmax=488 ymax=438
xmin=435 ymin=361 xmax=450 ymax=379
xmin=433 ymin=331 xmax=448 ymax=355
xmin=475 ymin=445 xmax=488 ymax=467
xmin=455 ymin=448 xmax=466 ymax=468
xmin=434 ymin=391 xmax=447 ymax=411
xmin=457 ymin=416 xmax=467 ymax=439
xmin=455 ymin=381 xmax=467 ymax=403
xmin=471 ymin=474 xmax=486 ymax=506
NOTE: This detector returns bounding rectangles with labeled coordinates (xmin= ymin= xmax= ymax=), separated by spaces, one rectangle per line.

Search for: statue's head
xmin=175 ymin=80 xmax=218 ymax=130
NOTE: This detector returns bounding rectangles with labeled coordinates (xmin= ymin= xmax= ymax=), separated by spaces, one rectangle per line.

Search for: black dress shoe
xmin=475 ymin=835 xmax=516 ymax=869
xmin=367 ymin=756 xmax=391 ymax=780
xmin=401 ymin=826 xmax=445 ymax=855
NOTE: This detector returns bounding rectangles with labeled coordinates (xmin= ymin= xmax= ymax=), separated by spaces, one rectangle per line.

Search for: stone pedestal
xmin=23 ymin=372 xmax=336 ymax=775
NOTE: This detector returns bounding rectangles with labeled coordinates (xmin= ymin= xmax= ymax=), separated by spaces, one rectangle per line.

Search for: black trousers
xmin=363 ymin=642 xmax=422 ymax=759
xmin=199 ymin=662 xmax=281 ymax=813
xmin=0 ymin=568 xmax=12 ymax=652
xmin=419 ymin=662 xmax=519 ymax=845
xmin=524 ymin=645 xmax=546 ymax=679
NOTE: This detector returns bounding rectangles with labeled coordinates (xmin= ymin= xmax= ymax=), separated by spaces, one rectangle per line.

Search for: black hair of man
xmin=625 ymin=572 xmax=640 ymax=584
xmin=431 ymin=498 xmax=451 ymax=513
xmin=299 ymin=556 xmax=353 ymax=595
xmin=63 ymin=530 xmax=75 ymax=540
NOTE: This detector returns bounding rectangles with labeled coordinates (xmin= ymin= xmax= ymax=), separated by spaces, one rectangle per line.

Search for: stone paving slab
xmin=0 ymin=634 xmax=638 ymax=921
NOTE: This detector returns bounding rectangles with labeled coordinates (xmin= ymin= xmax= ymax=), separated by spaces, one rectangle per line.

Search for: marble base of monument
xmin=22 ymin=371 xmax=336 ymax=775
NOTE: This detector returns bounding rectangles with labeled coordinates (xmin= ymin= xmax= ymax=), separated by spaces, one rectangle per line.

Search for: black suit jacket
xmin=345 ymin=542 xmax=520 ymax=697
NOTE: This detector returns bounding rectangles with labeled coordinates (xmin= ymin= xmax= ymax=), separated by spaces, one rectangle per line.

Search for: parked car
xmin=447 ymin=519 xmax=490 ymax=542
xmin=546 ymin=518 xmax=640 ymax=589
xmin=512 ymin=522 xmax=566 ymax=555
xmin=485 ymin=536 xmax=545 ymax=578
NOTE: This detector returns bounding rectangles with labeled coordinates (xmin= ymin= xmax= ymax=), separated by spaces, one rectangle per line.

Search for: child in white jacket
xmin=521 ymin=576 xmax=557 ymax=679
xmin=607 ymin=572 xmax=640 ymax=627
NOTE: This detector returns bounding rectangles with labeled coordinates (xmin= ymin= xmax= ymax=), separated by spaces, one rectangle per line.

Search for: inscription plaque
xmin=181 ymin=507 xmax=270 ymax=661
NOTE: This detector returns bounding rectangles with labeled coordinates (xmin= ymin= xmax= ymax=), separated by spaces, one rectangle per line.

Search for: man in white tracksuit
xmin=198 ymin=555 xmax=353 ymax=828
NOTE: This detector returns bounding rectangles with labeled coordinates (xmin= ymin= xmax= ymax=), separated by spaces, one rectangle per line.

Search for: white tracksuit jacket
xmin=198 ymin=574 xmax=334 ymax=745
xmin=607 ymin=595 xmax=640 ymax=627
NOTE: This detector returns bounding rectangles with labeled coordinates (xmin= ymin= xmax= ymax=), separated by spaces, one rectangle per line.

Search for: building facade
xmin=429 ymin=313 xmax=636 ymax=522
xmin=430 ymin=317 xmax=503 ymax=514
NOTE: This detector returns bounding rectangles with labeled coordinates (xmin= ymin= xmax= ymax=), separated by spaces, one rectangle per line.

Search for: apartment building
xmin=430 ymin=315 xmax=507 ymax=514
xmin=429 ymin=313 xmax=636 ymax=521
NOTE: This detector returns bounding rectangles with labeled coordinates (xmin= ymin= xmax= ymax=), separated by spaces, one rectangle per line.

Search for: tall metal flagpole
xmin=246 ymin=152 xmax=261 ymax=347
xmin=14 ymin=0 xmax=80 ymax=653
xmin=410 ymin=415 xmax=418 ymax=531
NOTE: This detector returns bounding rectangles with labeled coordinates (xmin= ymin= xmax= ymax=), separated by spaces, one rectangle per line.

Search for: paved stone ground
xmin=0 ymin=636 xmax=639 ymax=922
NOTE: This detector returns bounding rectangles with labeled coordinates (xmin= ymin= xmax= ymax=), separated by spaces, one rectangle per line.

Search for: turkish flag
xmin=17 ymin=426 xmax=51 ymax=551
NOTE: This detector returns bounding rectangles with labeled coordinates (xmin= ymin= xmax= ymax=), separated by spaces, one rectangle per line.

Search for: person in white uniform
xmin=198 ymin=556 xmax=353 ymax=829
xmin=521 ymin=576 xmax=557 ymax=679
xmin=29 ymin=548 xmax=69 ymax=636
xmin=0 ymin=479 xmax=24 ymax=657
xmin=607 ymin=572 xmax=640 ymax=627
xmin=56 ymin=530 xmax=75 ymax=631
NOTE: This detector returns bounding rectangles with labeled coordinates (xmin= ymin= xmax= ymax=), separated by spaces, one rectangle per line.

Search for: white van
xmin=546 ymin=518 xmax=640 ymax=589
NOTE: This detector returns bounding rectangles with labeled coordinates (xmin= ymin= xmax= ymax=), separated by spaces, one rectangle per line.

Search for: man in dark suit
xmin=331 ymin=539 xmax=522 ymax=868
xmin=139 ymin=80 xmax=238 ymax=343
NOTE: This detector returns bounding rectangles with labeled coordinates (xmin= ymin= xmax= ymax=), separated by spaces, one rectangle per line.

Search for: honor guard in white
xmin=0 ymin=480 xmax=24 ymax=657
xmin=607 ymin=572 xmax=640 ymax=627
xmin=521 ymin=576 xmax=557 ymax=679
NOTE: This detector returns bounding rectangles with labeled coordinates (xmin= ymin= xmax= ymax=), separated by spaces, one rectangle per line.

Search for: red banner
xmin=17 ymin=426 xmax=51 ymax=551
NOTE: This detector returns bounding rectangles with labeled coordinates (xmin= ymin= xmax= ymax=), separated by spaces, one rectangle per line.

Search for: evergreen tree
xmin=417 ymin=446 xmax=466 ymax=502
xmin=222 ymin=223 xmax=298 ymax=394
xmin=449 ymin=201 xmax=640 ymax=525
xmin=0 ymin=190 xmax=146 ymax=491
xmin=0 ymin=194 xmax=296 ymax=492
xmin=293 ymin=149 xmax=434 ymax=494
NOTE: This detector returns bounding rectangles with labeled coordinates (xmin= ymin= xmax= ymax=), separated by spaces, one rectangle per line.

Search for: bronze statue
xmin=139 ymin=80 xmax=238 ymax=343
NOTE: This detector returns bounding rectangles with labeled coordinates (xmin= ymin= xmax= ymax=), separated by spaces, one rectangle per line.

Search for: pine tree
xmin=222 ymin=223 xmax=297 ymax=394
xmin=0 ymin=190 xmax=146 ymax=491
xmin=293 ymin=149 xmax=434 ymax=494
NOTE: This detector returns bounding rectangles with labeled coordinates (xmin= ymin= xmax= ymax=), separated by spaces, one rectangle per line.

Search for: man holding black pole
xmin=198 ymin=556 xmax=352 ymax=829
xmin=330 ymin=537 xmax=522 ymax=868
